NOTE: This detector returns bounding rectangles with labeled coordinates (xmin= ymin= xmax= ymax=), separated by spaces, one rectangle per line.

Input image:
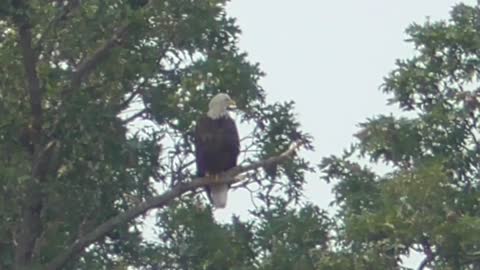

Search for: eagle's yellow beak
xmin=227 ymin=99 xmax=237 ymax=110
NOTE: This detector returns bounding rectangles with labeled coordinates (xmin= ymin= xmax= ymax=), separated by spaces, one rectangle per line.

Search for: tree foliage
xmin=321 ymin=2 xmax=480 ymax=269
xmin=0 ymin=0 xmax=312 ymax=269
xmin=3 ymin=0 xmax=480 ymax=270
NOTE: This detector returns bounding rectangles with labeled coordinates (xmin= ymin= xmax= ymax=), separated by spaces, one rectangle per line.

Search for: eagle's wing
xmin=221 ymin=116 xmax=240 ymax=168
xmin=193 ymin=116 xmax=212 ymax=177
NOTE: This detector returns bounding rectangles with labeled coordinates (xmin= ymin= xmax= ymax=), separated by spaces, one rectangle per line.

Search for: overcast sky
xmin=210 ymin=0 xmax=477 ymax=267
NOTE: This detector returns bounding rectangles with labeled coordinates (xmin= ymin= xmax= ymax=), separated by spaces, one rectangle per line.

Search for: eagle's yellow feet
xmin=205 ymin=173 xmax=221 ymax=183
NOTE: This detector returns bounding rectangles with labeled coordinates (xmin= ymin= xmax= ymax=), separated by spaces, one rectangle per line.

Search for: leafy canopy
xmin=3 ymin=0 xmax=480 ymax=270
xmin=0 ymin=0 xmax=312 ymax=269
xmin=321 ymin=2 xmax=480 ymax=269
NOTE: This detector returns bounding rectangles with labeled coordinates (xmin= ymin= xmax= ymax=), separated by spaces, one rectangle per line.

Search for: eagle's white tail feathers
xmin=209 ymin=184 xmax=229 ymax=209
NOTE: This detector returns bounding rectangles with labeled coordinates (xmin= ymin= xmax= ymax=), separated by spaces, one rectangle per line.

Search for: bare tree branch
xmin=43 ymin=141 xmax=302 ymax=270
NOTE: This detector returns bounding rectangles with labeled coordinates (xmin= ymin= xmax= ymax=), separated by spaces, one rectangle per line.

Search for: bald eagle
xmin=194 ymin=93 xmax=240 ymax=208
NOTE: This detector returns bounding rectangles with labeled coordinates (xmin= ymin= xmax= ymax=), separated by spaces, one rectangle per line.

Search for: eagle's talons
xmin=212 ymin=174 xmax=220 ymax=183
xmin=204 ymin=172 xmax=220 ymax=183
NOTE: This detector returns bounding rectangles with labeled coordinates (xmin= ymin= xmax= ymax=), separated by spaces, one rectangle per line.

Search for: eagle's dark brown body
xmin=194 ymin=115 xmax=239 ymax=207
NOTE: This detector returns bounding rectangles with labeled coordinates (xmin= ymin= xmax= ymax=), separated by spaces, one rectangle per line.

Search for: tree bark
xmin=14 ymin=17 xmax=45 ymax=270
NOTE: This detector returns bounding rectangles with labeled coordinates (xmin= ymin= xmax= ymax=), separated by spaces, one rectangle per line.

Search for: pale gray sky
xmin=212 ymin=0 xmax=476 ymax=268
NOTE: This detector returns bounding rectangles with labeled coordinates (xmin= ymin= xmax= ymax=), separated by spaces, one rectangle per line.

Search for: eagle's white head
xmin=207 ymin=93 xmax=237 ymax=119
